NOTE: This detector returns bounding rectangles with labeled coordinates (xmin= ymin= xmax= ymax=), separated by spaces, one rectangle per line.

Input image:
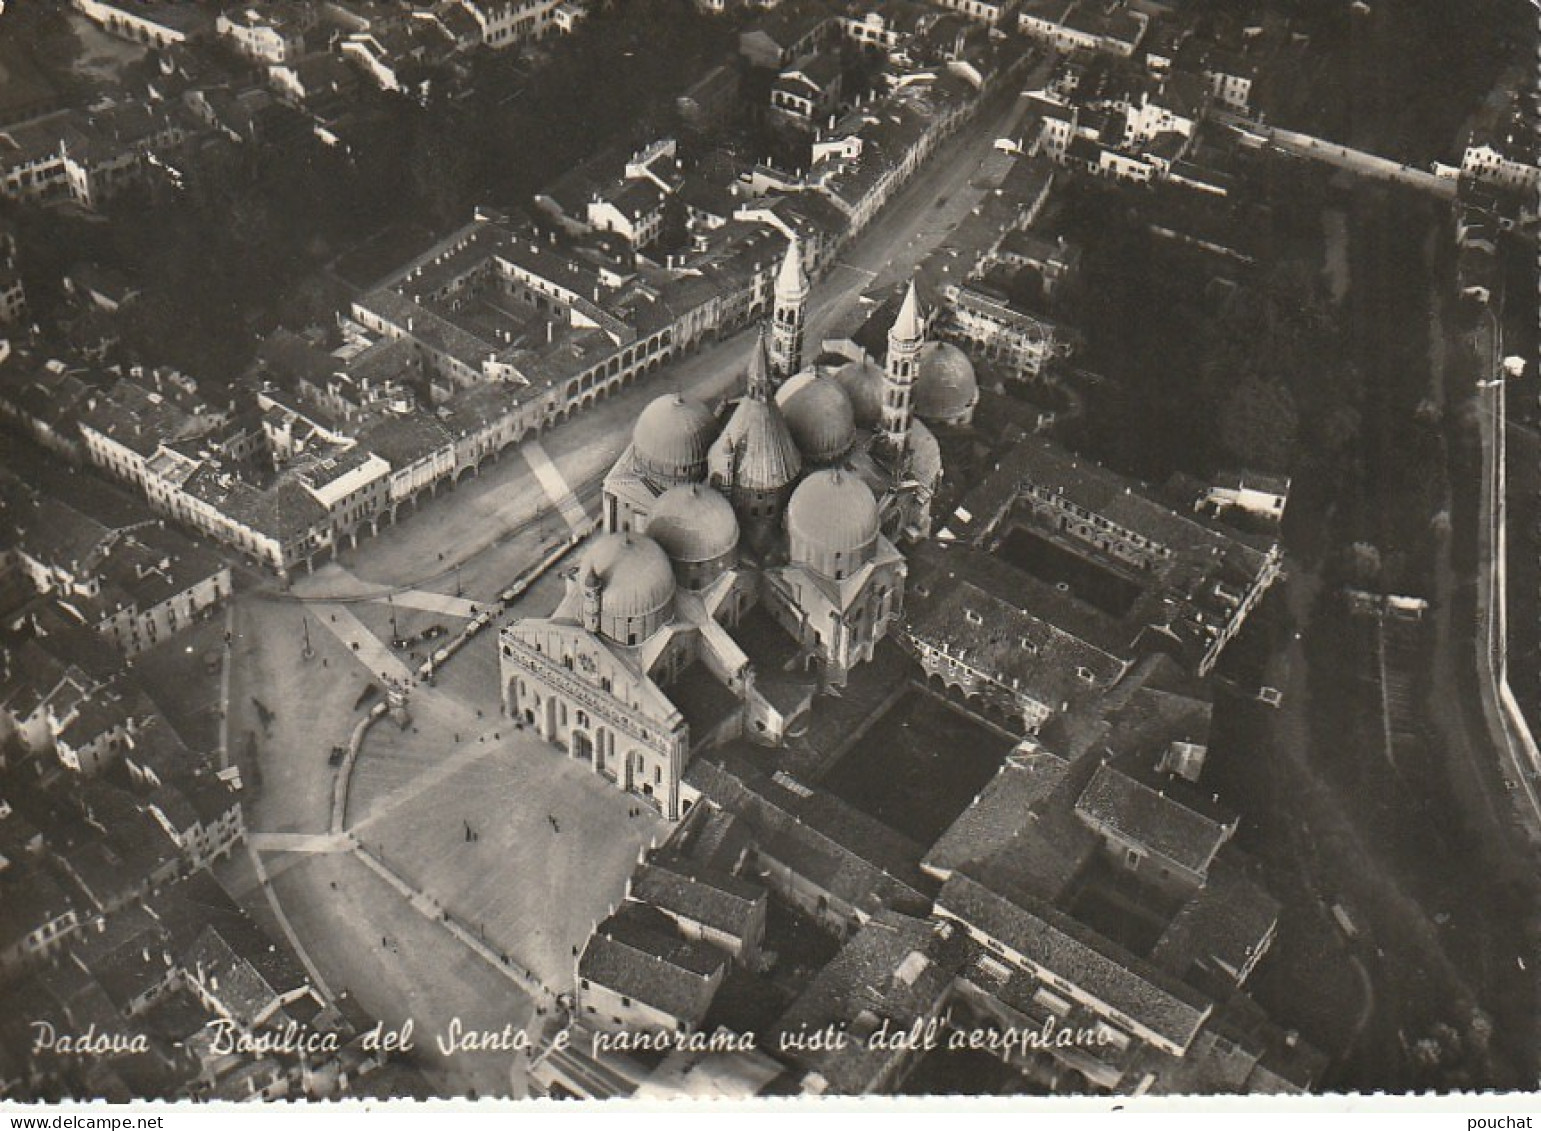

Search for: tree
xmin=1317 ymin=403 xmax=1361 ymax=452
xmin=1345 ymin=542 xmax=1382 ymax=588
xmin=1220 ymin=376 xmax=1298 ymax=473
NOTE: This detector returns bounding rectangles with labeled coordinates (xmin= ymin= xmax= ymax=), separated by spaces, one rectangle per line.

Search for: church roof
xmin=905 ymin=417 xmax=943 ymax=490
xmin=647 ymin=483 xmax=739 ymax=564
xmin=775 ymin=237 xmax=807 ymax=297
xmin=892 ymin=279 xmax=922 ymax=342
xmin=833 ymin=357 xmax=885 ymax=429
xmin=787 ymin=468 xmax=879 ymax=559
xmin=914 ymin=341 xmax=978 ymax=422
xmin=708 ymin=339 xmax=801 ymax=494
xmin=582 ymin=532 xmax=676 ymax=628
xmin=633 ymin=393 xmax=716 ymax=484
xmin=776 ymin=370 xmax=856 ymax=464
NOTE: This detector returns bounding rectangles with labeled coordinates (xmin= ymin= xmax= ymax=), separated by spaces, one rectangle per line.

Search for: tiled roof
xmin=904 ymin=575 xmax=1129 ymax=703
xmin=0 ymin=861 xmax=80 ymax=954
xmin=1074 ymin=759 xmax=1234 ymax=877
xmin=1062 ymin=653 xmax=1212 ymax=761
xmin=1152 ymin=855 xmax=1278 ymax=984
xmin=66 ymin=905 xmax=173 ymax=1013
xmin=937 ymin=873 xmax=1212 ymax=1051
xmin=77 ymin=375 xmax=222 ymax=459
xmin=579 ymin=904 xmax=726 ymax=1024
xmin=358 ymin=411 xmax=454 ymax=467
xmin=597 ymin=177 xmax=665 ymax=219
xmin=936 ymin=435 xmax=1279 ymax=672
xmin=684 ymin=746 xmax=933 ymax=917
xmin=0 ymin=474 xmax=110 ymax=571
xmin=769 ymin=910 xmax=969 ymax=1093
xmin=630 ymin=857 xmax=764 ymax=942
xmin=923 ymin=744 xmax=1069 ymax=878
xmin=185 ymin=925 xmax=285 ymax=1025
xmin=214 ymin=475 xmax=329 ymax=541
xmin=675 ymin=805 xmax=754 ymax=874
xmin=150 ymin=870 xmax=306 ymax=1000
xmin=744 ymin=0 xmax=836 ymax=51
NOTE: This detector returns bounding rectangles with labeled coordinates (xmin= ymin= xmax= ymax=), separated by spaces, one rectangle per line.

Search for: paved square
xmin=349 ymin=721 xmax=666 ymax=993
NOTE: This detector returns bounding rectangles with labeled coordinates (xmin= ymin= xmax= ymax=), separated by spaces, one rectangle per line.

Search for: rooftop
xmin=1074 ymin=759 xmax=1235 ymax=878
xmin=904 ymin=573 xmax=1130 ymax=708
xmin=579 ymin=903 xmax=727 ymax=1024
xmin=685 ymin=746 xmax=934 ymax=919
xmin=934 ymin=435 xmax=1279 ymax=674
xmin=769 ymin=910 xmax=970 ymax=1094
xmin=937 ymin=872 xmax=1213 ymax=1052
xmin=1151 ymin=855 xmax=1279 ymax=987
xmin=630 ymin=856 xmax=764 ymax=942
xmin=923 ymin=743 xmax=1070 ymax=879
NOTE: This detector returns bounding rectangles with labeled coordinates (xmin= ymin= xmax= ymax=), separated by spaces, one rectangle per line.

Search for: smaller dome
xmin=776 ymin=372 xmax=856 ymax=463
xmin=787 ymin=469 xmax=880 ymax=575
xmin=833 ymin=358 xmax=885 ymax=429
xmin=581 ymin=532 xmax=675 ymax=642
xmin=906 ymin=419 xmax=943 ymax=490
xmin=647 ymin=484 xmax=739 ymax=564
xmin=633 ymin=394 xmax=716 ymax=484
xmin=914 ymin=342 xmax=978 ymax=424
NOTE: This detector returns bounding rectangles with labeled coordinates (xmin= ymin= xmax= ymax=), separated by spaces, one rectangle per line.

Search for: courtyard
xmin=819 ymin=687 xmax=1017 ymax=845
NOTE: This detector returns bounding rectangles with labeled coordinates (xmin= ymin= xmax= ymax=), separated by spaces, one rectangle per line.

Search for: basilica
xmin=498 ymin=239 xmax=980 ymax=819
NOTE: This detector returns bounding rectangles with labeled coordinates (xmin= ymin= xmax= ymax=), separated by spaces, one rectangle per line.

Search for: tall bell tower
xmin=770 ymin=238 xmax=808 ymax=383
xmin=881 ymin=280 xmax=922 ymax=461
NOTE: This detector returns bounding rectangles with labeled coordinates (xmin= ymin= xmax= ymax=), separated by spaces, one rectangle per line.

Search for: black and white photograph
xmin=0 ymin=0 xmax=1535 ymax=1111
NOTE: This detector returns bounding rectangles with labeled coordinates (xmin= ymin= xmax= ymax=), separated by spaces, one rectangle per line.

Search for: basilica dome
xmin=581 ymin=532 xmax=676 ymax=644
xmin=633 ymin=394 xmax=716 ymax=485
xmin=913 ymin=342 xmax=978 ymax=425
xmin=833 ymin=358 xmax=885 ymax=430
xmin=906 ymin=418 xmax=943 ymax=490
xmin=786 ymin=469 xmax=880 ymax=580
xmin=648 ymin=483 xmax=739 ymax=566
xmin=775 ymin=372 xmax=856 ymax=464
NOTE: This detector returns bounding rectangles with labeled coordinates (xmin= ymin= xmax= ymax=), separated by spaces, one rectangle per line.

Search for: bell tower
xmin=770 ymin=238 xmax=808 ymax=383
xmin=881 ymin=281 xmax=922 ymax=460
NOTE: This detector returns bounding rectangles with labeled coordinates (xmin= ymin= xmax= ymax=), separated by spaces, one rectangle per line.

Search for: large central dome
xmin=633 ymin=394 xmax=716 ymax=485
xmin=786 ymin=469 xmax=880 ymax=580
xmin=776 ymin=371 xmax=856 ymax=464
